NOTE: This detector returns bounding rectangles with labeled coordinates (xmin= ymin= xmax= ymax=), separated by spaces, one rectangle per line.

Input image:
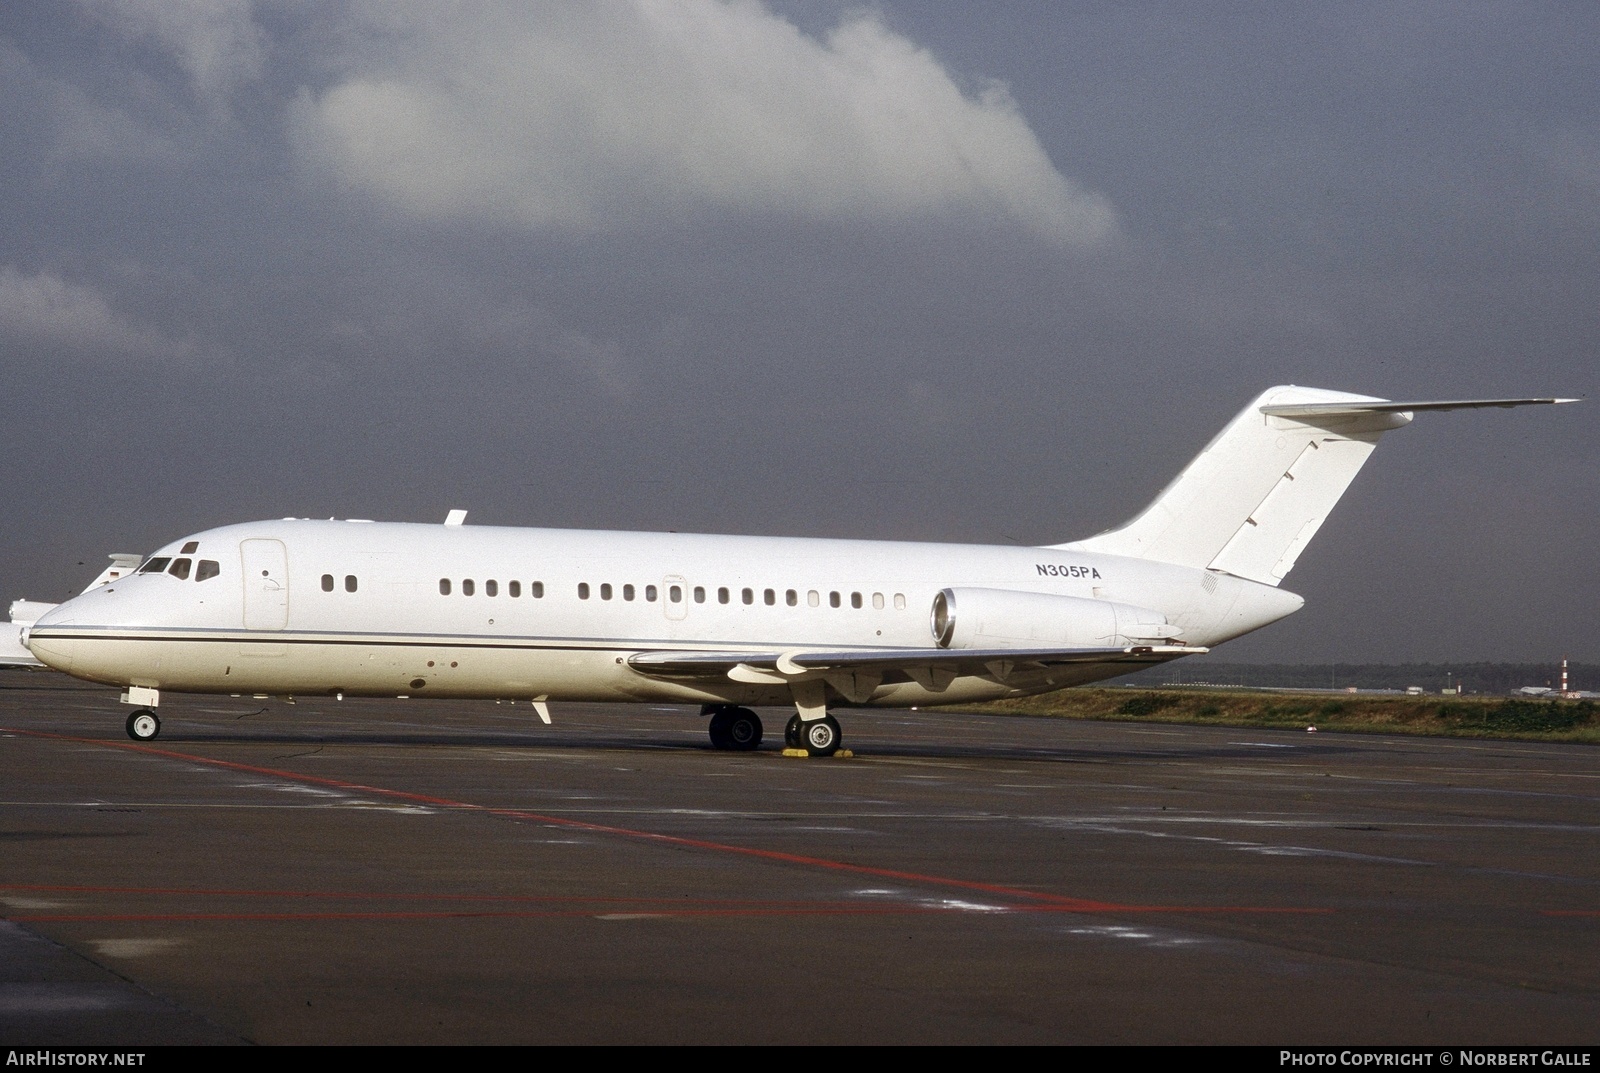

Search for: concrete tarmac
xmin=1 ymin=669 xmax=1597 ymax=1045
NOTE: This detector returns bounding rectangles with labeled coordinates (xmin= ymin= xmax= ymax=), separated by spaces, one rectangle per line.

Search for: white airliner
xmin=22 ymin=386 xmax=1575 ymax=754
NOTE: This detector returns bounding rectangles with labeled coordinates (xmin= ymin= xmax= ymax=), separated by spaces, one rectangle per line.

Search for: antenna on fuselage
xmin=444 ymin=509 xmax=468 ymax=527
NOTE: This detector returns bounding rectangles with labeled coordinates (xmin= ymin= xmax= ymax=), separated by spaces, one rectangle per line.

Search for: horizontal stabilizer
xmin=1261 ymin=397 xmax=1578 ymax=418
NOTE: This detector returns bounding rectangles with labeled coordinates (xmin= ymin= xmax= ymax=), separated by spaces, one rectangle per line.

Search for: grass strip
xmin=960 ymin=689 xmax=1600 ymax=743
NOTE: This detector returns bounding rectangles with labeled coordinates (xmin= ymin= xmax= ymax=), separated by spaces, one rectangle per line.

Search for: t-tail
xmin=1059 ymin=386 xmax=1577 ymax=586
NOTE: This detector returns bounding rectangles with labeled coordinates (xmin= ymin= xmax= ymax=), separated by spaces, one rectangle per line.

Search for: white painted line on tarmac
xmin=88 ymin=937 xmax=187 ymax=959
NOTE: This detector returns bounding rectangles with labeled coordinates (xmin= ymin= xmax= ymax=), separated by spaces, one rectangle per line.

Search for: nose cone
xmin=24 ymin=577 xmax=195 ymax=687
xmin=29 ymin=600 xmax=74 ymax=628
xmin=26 ymin=599 xmax=82 ymax=672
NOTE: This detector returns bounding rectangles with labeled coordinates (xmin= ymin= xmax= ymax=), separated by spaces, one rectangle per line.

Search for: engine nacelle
xmin=930 ymin=587 xmax=1181 ymax=649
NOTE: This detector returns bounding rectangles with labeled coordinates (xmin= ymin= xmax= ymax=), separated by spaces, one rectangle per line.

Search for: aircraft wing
xmin=627 ymin=643 xmax=1204 ymax=695
xmin=0 ymin=599 xmax=56 ymax=668
xmin=0 ymin=624 xmax=41 ymax=667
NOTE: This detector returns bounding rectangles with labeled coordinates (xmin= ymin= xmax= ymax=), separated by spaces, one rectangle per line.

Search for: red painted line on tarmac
xmin=4 ymin=727 xmax=1331 ymax=917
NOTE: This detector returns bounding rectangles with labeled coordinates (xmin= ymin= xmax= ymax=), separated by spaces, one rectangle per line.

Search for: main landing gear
xmin=125 ymin=709 xmax=160 ymax=741
xmin=785 ymin=714 xmax=842 ymax=757
xmin=705 ymin=705 xmax=763 ymax=751
xmin=704 ymin=703 xmax=845 ymax=757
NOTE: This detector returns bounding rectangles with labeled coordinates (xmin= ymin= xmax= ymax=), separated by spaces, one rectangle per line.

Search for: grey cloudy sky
xmin=1 ymin=1 xmax=1593 ymax=665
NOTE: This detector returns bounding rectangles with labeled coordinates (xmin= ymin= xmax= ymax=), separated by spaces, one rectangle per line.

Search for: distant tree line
xmin=1115 ymin=661 xmax=1598 ymax=695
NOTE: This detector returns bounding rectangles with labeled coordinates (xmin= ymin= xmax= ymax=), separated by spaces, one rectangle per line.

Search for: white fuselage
xmin=25 ymin=519 xmax=1302 ymax=708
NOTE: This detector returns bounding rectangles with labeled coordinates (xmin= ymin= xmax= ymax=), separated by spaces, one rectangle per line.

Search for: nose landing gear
xmin=125 ymin=709 xmax=160 ymax=741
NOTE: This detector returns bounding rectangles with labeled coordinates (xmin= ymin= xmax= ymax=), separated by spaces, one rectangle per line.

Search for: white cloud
xmin=0 ymin=40 xmax=182 ymax=164
xmin=290 ymin=0 xmax=1117 ymax=245
xmin=48 ymin=89 xmax=183 ymax=163
xmin=72 ymin=0 xmax=266 ymax=103
xmin=0 ymin=266 xmax=197 ymax=361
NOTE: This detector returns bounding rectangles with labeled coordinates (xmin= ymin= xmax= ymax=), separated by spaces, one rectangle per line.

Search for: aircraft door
xmin=663 ymin=574 xmax=688 ymax=621
xmin=240 ymin=539 xmax=289 ymax=630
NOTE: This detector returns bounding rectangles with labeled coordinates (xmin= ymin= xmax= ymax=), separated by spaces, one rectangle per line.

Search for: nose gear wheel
xmin=125 ymin=709 xmax=160 ymax=741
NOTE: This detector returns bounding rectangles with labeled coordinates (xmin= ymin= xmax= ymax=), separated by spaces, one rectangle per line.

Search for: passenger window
xmin=463 ymin=579 xmax=476 ymax=596
xmin=718 ymin=587 xmax=730 ymax=604
xmin=808 ymin=590 xmax=820 ymax=607
xmin=346 ymin=575 xmax=358 ymax=593
xmin=440 ymin=578 xmax=452 ymax=595
xmin=763 ymin=589 xmax=775 ymax=606
xmin=829 ymin=591 xmax=841 ymax=608
xmin=694 ymin=586 xmax=705 ymax=603
xmin=509 ymin=580 xmax=521 ymax=598
xmin=578 ymin=583 xmax=590 ymax=600
xmin=180 ymin=541 xmax=199 ymax=555
xmin=196 ymin=560 xmax=220 ymax=582
xmin=321 ymin=573 xmax=334 ymax=592
xmin=485 ymin=579 xmax=497 ymax=597
xmin=139 ymin=557 xmax=171 ymax=575
xmin=601 ymin=583 xmax=613 ymax=600
xmin=670 ymin=585 xmax=682 ymax=603
xmin=741 ymin=588 xmax=753 ymax=605
xmin=168 ymin=558 xmax=192 ymax=581
xmin=785 ymin=589 xmax=797 ymax=606
xmin=894 ymin=593 xmax=906 ymax=610
xmin=872 ymin=592 xmax=884 ymax=610
xmin=645 ymin=585 xmax=658 ymax=602
xmin=851 ymin=592 xmax=862 ymax=609
xmin=532 ymin=581 xmax=544 ymax=598
xmin=624 ymin=584 xmax=635 ymax=601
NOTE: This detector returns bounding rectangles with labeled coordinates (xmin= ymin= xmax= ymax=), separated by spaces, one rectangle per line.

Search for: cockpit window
xmin=196 ymin=560 xmax=220 ymax=582
xmin=139 ymin=557 xmax=172 ymax=575
xmin=180 ymin=541 xmax=199 ymax=555
xmin=168 ymin=558 xmax=192 ymax=581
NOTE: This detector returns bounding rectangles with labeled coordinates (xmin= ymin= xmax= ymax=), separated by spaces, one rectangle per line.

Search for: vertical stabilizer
xmin=1058 ymin=386 xmax=1408 ymax=585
